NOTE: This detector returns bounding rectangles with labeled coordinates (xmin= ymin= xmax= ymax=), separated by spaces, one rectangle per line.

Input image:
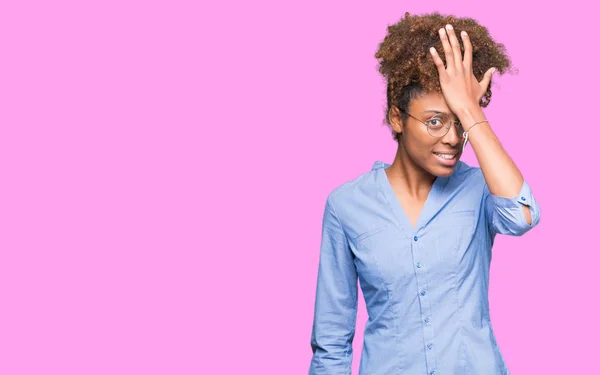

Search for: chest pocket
xmin=354 ymin=226 xmax=412 ymax=287
xmin=434 ymin=209 xmax=477 ymax=266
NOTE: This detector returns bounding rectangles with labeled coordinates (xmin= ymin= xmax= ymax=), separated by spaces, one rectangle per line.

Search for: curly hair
xmin=375 ymin=12 xmax=515 ymax=142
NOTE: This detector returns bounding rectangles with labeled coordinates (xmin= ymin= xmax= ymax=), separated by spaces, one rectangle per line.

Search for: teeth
xmin=434 ymin=153 xmax=455 ymax=160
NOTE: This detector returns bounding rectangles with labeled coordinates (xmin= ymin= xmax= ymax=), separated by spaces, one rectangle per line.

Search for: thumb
xmin=479 ymin=67 xmax=496 ymax=93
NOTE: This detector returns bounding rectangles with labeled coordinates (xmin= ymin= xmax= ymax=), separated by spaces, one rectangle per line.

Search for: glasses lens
xmin=427 ymin=115 xmax=449 ymax=137
xmin=427 ymin=114 xmax=463 ymax=137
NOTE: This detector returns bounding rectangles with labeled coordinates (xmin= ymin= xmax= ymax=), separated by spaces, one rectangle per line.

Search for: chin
xmin=427 ymin=160 xmax=459 ymax=177
xmin=434 ymin=166 xmax=456 ymax=177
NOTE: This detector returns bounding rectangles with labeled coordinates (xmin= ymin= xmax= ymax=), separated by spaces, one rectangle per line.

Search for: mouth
xmin=433 ymin=151 xmax=458 ymax=166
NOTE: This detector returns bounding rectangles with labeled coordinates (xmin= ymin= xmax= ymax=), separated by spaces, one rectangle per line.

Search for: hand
xmin=429 ymin=24 xmax=496 ymax=114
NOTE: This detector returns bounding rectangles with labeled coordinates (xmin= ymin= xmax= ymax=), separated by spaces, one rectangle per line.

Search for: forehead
xmin=409 ymin=92 xmax=451 ymax=114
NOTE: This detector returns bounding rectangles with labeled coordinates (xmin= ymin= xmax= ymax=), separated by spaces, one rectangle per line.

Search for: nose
xmin=441 ymin=123 xmax=462 ymax=146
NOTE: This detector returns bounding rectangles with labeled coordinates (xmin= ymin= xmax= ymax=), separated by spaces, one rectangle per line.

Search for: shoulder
xmin=453 ymin=159 xmax=477 ymax=177
xmin=449 ymin=160 xmax=489 ymax=194
xmin=327 ymin=171 xmax=374 ymax=206
xmin=325 ymin=162 xmax=383 ymax=209
xmin=453 ymin=160 xmax=485 ymax=182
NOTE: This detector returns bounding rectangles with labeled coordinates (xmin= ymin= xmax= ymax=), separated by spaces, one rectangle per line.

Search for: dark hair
xmin=375 ymin=12 xmax=515 ymax=142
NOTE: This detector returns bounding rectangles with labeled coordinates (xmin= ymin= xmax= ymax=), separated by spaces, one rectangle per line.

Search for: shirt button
xmin=416 ymin=263 xmax=422 ymax=268
xmin=521 ymin=196 xmax=526 ymax=201
xmin=424 ymin=317 xmax=430 ymax=324
xmin=414 ymin=236 xmax=418 ymax=241
xmin=427 ymin=343 xmax=433 ymax=350
xmin=430 ymin=371 xmax=436 ymax=375
xmin=420 ymin=291 xmax=426 ymax=296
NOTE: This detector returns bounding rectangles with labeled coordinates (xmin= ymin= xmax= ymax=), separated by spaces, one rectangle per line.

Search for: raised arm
xmin=428 ymin=24 xmax=541 ymax=234
xmin=483 ymin=179 xmax=540 ymax=236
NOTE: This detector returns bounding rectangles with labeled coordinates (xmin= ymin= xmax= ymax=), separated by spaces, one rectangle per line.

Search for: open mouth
xmin=433 ymin=152 xmax=456 ymax=160
xmin=433 ymin=152 xmax=458 ymax=165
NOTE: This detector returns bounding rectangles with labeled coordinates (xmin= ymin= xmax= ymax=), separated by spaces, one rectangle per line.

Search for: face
xmin=390 ymin=92 xmax=464 ymax=177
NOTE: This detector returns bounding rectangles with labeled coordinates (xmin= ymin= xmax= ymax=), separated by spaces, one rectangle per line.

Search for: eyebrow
xmin=420 ymin=110 xmax=461 ymax=123
xmin=422 ymin=110 xmax=450 ymax=115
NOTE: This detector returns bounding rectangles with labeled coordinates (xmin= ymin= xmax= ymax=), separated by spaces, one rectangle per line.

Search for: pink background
xmin=0 ymin=1 xmax=596 ymax=374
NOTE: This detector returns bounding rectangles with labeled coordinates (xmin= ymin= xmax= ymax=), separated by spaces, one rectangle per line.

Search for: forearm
xmin=457 ymin=106 xmax=532 ymax=224
xmin=457 ymin=106 xmax=522 ymax=195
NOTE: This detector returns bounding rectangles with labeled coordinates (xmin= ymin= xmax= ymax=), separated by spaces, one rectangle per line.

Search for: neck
xmin=385 ymin=143 xmax=436 ymax=199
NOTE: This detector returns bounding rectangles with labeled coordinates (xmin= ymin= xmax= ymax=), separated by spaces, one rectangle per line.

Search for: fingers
xmin=438 ymin=27 xmax=454 ymax=69
xmin=429 ymin=47 xmax=447 ymax=79
xmin=443 ymin=24 xmax=463 ymax=71
xmin=431 ymin=24 xmax=478 ymax=82
xmin=461 ymin=30 xmax=472 ymax=70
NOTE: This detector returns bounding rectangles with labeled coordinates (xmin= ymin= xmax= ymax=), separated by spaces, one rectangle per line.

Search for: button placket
xmin=410 ymin=229 xmax=437 ymax=375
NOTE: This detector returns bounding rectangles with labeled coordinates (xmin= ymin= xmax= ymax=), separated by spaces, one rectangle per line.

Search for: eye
xmin=427 ymin=117 xmax=444 ymax=128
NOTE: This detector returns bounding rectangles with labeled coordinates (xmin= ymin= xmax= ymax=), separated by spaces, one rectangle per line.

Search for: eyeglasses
xmin=398 ymin=108 xmax=465 ymax=138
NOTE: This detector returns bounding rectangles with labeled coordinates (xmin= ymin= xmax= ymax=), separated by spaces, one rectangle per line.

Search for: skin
xmin=385 ymin=23 xmax=532 ymax=228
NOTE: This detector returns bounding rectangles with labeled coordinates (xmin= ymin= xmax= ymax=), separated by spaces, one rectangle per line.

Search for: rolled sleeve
xmin=309 ymin=198 xmax=358 ymax=375
xmin=484 ymin=180 xmax=541 ymax=236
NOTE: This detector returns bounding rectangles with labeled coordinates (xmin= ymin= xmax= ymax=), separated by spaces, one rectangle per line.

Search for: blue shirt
xmin=309 ymin=160 xmax=541 ymax=375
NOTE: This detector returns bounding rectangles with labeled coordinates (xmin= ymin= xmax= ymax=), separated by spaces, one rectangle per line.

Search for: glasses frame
xmin=398 ymin=108 xmax=465 ymax=139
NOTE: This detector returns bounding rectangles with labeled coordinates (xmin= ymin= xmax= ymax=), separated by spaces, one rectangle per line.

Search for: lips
xmin=433 ymin=152 xmax=456 ymax=160
xmin=433 ymin=151 xmax=458 ymax=166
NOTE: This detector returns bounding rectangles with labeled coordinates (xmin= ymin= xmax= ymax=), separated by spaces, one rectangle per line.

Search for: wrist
xmin=456 ymin=106 xmax=486 ymax=126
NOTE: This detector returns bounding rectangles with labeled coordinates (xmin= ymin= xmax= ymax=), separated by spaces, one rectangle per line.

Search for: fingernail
xmin=446 ymin=24 xmax=453 ymax=30
xmin=492 ymin=67 xmax=497 ymax=74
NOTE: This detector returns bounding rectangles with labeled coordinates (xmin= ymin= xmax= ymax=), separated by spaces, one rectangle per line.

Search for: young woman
xmin=309 ymin=12 xmax=541 ymax=375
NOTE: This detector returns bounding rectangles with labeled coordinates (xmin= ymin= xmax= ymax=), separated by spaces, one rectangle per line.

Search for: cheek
xmin=404 ymin=131 xmax=435 ymax=160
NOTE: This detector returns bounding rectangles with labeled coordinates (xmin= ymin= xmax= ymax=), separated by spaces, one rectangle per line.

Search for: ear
xmin=389 ymin=106 xmax=404 ymax=135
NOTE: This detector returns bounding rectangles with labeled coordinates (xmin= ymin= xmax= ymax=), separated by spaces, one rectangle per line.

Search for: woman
xmin=308 ymin=12 xmax=541 ymax=375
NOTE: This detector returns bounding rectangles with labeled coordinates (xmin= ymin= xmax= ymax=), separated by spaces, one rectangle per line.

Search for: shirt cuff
xmin=489 ymin=180 xmax=533 ymax=209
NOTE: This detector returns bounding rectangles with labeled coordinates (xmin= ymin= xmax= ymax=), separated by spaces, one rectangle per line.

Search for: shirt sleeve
xmin=309 ymin=197 xmax=358 ymax=375
xmin=484 ymin=179 xmax=541 ymax=236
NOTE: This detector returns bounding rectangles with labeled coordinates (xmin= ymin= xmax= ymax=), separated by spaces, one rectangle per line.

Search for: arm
xmin=458 ymin=108 xmax=541 ymax=235
xmin=458 ymin=107 xmax=536 ymax=226
xmin=309 ymin=198 xmax=358 ymax=375
xmin=428 ymin=24 xmax=541 ymax=234
xmin=482 ymin=177 xmax=541 ymax=236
